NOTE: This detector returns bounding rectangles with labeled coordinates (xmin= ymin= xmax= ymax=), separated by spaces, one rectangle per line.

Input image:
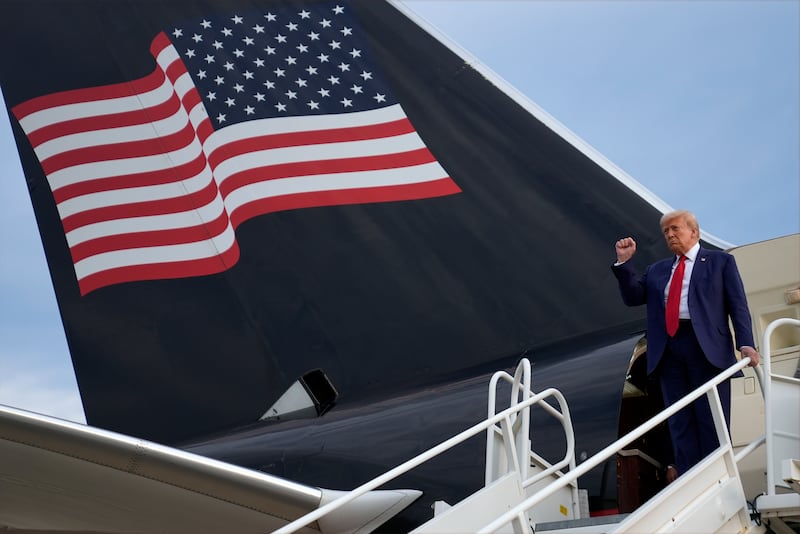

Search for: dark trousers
xmin=658 ymin=321 xmax=731 ymax=475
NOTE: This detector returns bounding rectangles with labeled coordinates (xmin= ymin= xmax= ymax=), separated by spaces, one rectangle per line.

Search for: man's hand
xmin=666 ymin=465 xmax=678 ymax=484
xmin=615 ymin=237 xmax=637 ymax=264
xmin=741 ymin=345 xmax=760 ymax=367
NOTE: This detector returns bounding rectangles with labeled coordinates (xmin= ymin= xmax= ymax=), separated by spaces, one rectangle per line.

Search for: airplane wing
xmin=0 ymin=404 xmax=420 ymax=533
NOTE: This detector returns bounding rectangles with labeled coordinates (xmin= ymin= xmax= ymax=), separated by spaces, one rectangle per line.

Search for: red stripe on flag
xmin=69 ymin=209 xmax=231 ymax=263
xmin=61 ymin=178 xmax=220 ymax=233
xmin=219 ymin=148 xmax=438 ymax=197
xmin=195 ymin=118 xmax=214 ymax=144
xmin=229 ymin=177 xmax=461 ymax=228
xmin=41 ymin=121 xmax=199 ymax=174
xmin=76 ymin=242 xmax=241 ymax=296
xmin=12 ymin=68 xmax=168 ymax=120
xmin=206 ymin=118 xmax=416 ymax=168
xmin=53 ymin=154 xmax=209 ymax=203
xmin=149 ymin=31 xmax=173 ymax=58
xmin=24 ymin=72 xmax=175 ymax=146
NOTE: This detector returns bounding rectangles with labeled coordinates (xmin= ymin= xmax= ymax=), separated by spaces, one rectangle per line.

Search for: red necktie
xmin=666 ymin=255 xmax=686 ymax=337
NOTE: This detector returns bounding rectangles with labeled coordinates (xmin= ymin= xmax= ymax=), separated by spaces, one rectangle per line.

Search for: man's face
xmin=662 ymin=216 xmax=698 ymax=255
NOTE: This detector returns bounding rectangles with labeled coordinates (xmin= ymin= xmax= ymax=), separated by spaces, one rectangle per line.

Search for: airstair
xmin=274 ymin=318 xmax=800 ymax=533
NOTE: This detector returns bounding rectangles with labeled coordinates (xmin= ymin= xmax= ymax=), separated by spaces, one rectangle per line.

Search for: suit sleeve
xmin=723 ymin=254 xmax=756 ymax=349
xmin=611 ymin=261 xmax=647 ymax=307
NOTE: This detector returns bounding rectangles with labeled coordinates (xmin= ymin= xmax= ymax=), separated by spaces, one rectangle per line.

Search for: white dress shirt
xmin=664 ymin=242 xmax=700 ymax=320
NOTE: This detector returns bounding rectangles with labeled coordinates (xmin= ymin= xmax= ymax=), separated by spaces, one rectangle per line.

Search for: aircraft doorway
xmin=616 ymin=339 xmax=673 ymax=513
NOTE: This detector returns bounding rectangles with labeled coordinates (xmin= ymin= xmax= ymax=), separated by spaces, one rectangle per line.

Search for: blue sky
xmin=0 ymin=0 xmax=798 ymax=424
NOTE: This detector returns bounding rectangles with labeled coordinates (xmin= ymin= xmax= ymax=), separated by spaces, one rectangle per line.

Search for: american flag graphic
xmin=12 ymin=1 xmax=459 ymax=295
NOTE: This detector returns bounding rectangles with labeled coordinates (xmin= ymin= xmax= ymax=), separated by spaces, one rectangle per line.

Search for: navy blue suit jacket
xmin=611 ymin=247 xmax=755 ymax=376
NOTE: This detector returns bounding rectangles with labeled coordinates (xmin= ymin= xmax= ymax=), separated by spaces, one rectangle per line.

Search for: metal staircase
xmin=274 ymin=318 xmax=800 ymax=533
xmin=750 ymin=318 xmax=800 ymax=533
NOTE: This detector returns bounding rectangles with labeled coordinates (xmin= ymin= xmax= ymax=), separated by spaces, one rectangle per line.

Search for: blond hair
xmin=660 ymin=210 xmax=699 ymax=232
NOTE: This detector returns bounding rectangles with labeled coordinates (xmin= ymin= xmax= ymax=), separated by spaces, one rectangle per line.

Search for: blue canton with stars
xmin=170 ymin=2 xmax=398 ymax=126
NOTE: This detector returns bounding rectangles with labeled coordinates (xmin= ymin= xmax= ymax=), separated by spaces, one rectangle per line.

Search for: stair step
xmin=536 ymin=513 xmax=629 ymax=532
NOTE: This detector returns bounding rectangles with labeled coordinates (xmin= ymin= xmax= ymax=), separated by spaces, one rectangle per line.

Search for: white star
xmin=243 ymin=70 xmax=254 ymax=80
xmin=374 ymin=93 xmax=386 ymax=103
xmin=333 ymin=5 xmax=345 ymax=15
xmin=212 ymin=41 xmax=223 ymax=50
xmin=254 ymin=92 xmax=266 ymax=102
xmin=285 ymin=90 xmax=297 ymax=99
xmin=285 ymin=56 xmax=297 ymax=65
xmin=201 ymin=20 xmax=212 ymax=29
xmin=350 ymin=84 xmax=363 ymax=94
xmin=264 ymin=80 xmax=276 ymax=89
xmin=327 ymin=75 xmax=340 ymax=85
xmin=265 ymin=46 xmax=276 ymax=55
xmin=317 ymin=53 xmax=329 ymax=63
xmin=341 ymin=27 xmax=352 ymax=36
xmin=207 ymin=91 xmax=217 ymax=101
xmin=297 ymin=44 xmax=309 ymax=53
xmin=299 ymin=10 xmax=311 ymax=19
xmin=225 ymin=97 xmax=236 ymax=107
xmin=204 ymin=54 xmax=215 ymax=64
xmin=329 ymin=40 xmax=341 ymax=50
xmin=286 ymin=22 xmax=298 ymax=31
xmin=308 ymin=31 xmax=320 ymax=41
xmin=172 ymin=28 xmax=183 ymax=38
xmin=185 ymin=49 xmax=196 ymax=58
xmin=245 ymin=105 xmax=255 ymax=115
xmin=360 ymin=70 xmax=372 ymax=80
xmin=350 ymin=48 xmax=362 ymax=58
xmin=243 ymin=36 xmax=254 ymax=46
xmin=224 ymin=61 xmax=235 ymax=71
xmin=341 ymin=98 xmax=352 ymax=107
xmin=318 ymin=88 xmax=330 ymax=97
xmin=233 ymin=49 xmax=244 ymax=58
xmin=306 ymin=66 xmax=318 ymax=75
xmin=320 ymin=18 xmax=332 ymax=28
xmin=214 ymin=75 xmax=225 ymax=85
xmin=216 ymin=113 xmax=227 ymax=123
xmin=338 ymin=62 xmax=350 ymax=72
xmin=276 ymin=34 xmax=287 ymax=44
xmin=253 ymin=24 xmax=265 ymax=34
xmin=275 ymin=102 xmax=287 ymax=112
xmin=192 ymin=33 xmax=203 ymax=43
xmin=254 ymin=58 xmax=265 ymax=67
xmin=233 ymin=83 xmax=245 ymax=93
xmin=295 ymin=78 xmax=307 ymax=87
xmin=222 ymin=28 xmax=233 ymax=37
xmin=197 ymin=70 xmax=207 ymax=79
xmin=265 ymin=13 xmax=277 ymax=22
xmin=307 ymin=100 xmax=320 ymax=110
xmin=232 ymin=15 xmax=243 ymax=24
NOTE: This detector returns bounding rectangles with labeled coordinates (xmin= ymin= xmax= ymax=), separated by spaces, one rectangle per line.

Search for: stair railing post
xmin=762 ymin=318 xmax=800 ymax=497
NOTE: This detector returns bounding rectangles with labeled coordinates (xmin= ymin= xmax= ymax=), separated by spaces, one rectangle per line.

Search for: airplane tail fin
xmin=0 ymin=0 xmax=703 ymax=443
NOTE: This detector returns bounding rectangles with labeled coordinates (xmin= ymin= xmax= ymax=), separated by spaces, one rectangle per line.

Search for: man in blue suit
xmin=611 ymin=210 xmax=760 ymax=478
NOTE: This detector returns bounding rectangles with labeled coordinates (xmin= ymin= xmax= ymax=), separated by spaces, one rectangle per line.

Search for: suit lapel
xmin=692 ymin=247 xmax=709 ymax=281
xmin=688 ymin=247 xmax=710 ymax=303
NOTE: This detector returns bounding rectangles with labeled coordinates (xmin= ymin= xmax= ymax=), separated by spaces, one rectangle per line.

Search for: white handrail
xmin=477 ymin=356 xmax=752 ymax=533
xmin=276 ymin=318 xmax=800 ymax=534
xmin=734 ymin=433 xmax=766 ymax=463
xmin=762 ymin=317 xmax=800 ymax=495
xmin=273 ymin=383 xmax=574 ymax=534
xmin=486 ymin=359 xmax=533 ymax=485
